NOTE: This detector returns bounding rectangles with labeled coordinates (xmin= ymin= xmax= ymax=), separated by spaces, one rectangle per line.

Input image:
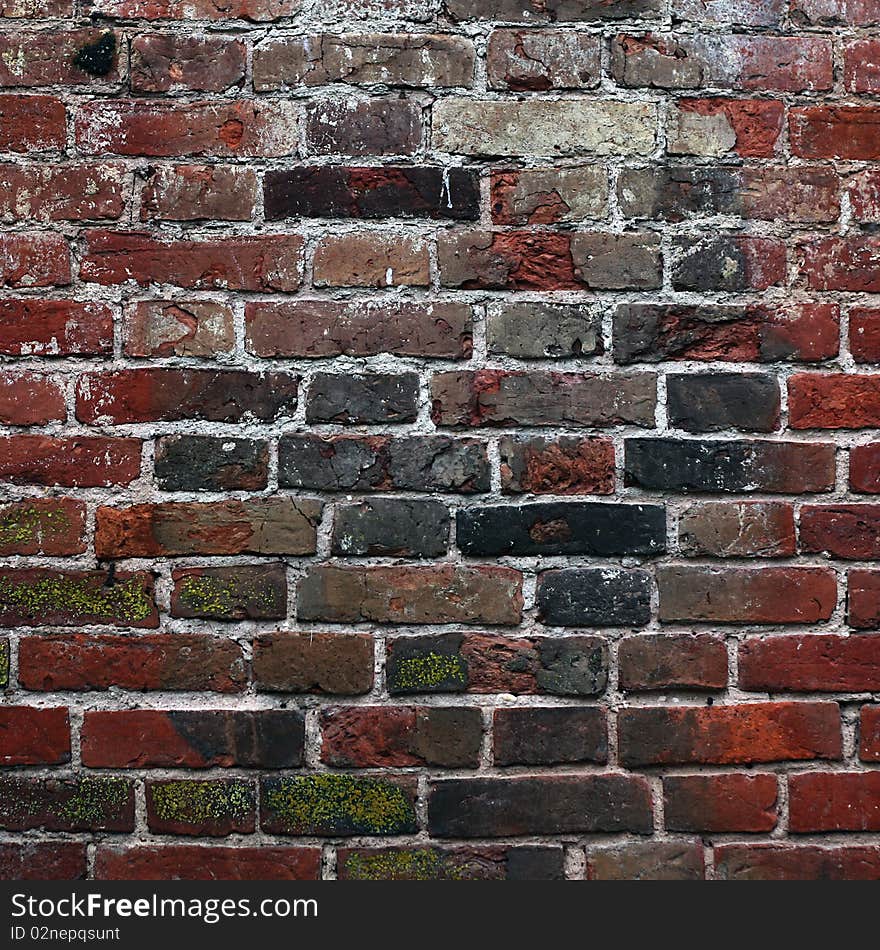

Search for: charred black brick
xmin=385 ymin=634 xmax=468 ymax=695
xmin=264 ymin=167 xmax=480 ymax=221
xmin=456 ymin=502 xmax=666 ymax=556
xmin=487 ymin=302 xmax=602 ymax=359
xmin=493 ymin=707 xmax=608 ymax=766
xmin=617 ymin=166 xmax=741 ymax=221
xmin=171 ymin=564 xmax=287 ymax=621
xmin=73 ymin=32 xmax=117 ymax=77
xmin=536 ymin=636 xmax=608 ymax=695
xmin=536 ymin=568 xmax=652 ymax=627
xmin=168 ymin=710 xmax=304 ymax=768
xmin=154 ymin=436 xmax=269 ymax=491
xmin=667 ymin=374 xmax=781 ymax=433
xmin=331 ymin=499 xmax=450 ymax=557
xmin=504 ymin=847 xmax=565 ymax=880
xmin=306 ymin=373 xmax=419 ymax=425
xmin=672 ymin=236 xmax=782 ymax=292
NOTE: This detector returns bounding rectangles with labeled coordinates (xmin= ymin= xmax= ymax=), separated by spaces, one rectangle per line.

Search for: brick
xmin=0 ymin=30 xmax=122 ymax=87
xmin=131 ymin=34 xmax=246 ymax=92
xmin=791 ymin=107 xmax=880 ymax=161
xmin=658 ymin=566 xmax=837 ymax=624
xmin=297 ymin=565 xmax=523 ymax=625
xmin=0 ymin=0 xmax=73 ymax=13
xmin=446 ymin=0 xmax=665 ymax=20
xmin=306 ymin=99 xmax=421 ymax=155
xmin=739 ymin=634 xmax=880 ymax=693
xmin=861 ymin=706 xmax=880 ymax=760
xmin=801 ymin=505 xmax=880 ymax=559
xmin=87 ymin=0 xmax=302 ymax=19
xmin=76 ymin=369 xmax=298 ymax=424
xmin=278 ymin=434 xmax=489 ymax=493
xmin=493 ymin=708 xmax=607 ymax=766
xmin=0 ymin=436 xmax=140 ymax=488
xmin=673 ymin=0 xmax=784 ymax=24
xmin=0 ymin=569 xmax=157 ymax=628
xmin=667 ymin=373 xmax=781 ymax=433
xmin=313 ymin=233 xmax=430 ymax=288
xmin=849 ymin=172 xmax=880 ymax=223
xmin=0 ymin=373 xmax=65 ymax=425
xmin=668 ymin=98 xmax=784 ymax=158
xmin=799 ymin=238 xmax=880 ymax=292
xmin=140 ymin=165 xmax=258 ymax=222
xmin=845 ymin=39 xmax=880 ymax=93
xmin=848 ymin=570 xmax=880 ymax=628
xmin=265 ymin=166 xmax=479 ymax=221
xmin=790 ymin=773 xmax=880 ymax=832
xmin=488 ymin=302 xmax=601 ymax=360
xmin=0 ymin=842 xmax=86 ymax=881
xmin=0 ymin=164 xmax=125 ymax=222
xmin=487 ymin=29 xmax=600 ymax=90
xmin=80 ymin=230 xmax=303 ymax=291
xmin=619 ymin=702 xmax=842 ymax=766
xmin=612 ymin=34 xmax=832 ymax=92
xmin=715 ymin=844 xmax=880 ymax=881
xmin=678 ymin=501 xmax=796 ymax=558
xmin=306 ymin=372 xmax=418 ymax=425
xmin=82 ymin=710 xmax=304 ymax=769
xmin=456 ymin=502 xmax=665 ymax=557
xmin=430 ymin=370 xmax=656 ymax=428
xmin=0 ymin=707 xmax=69 ymax=765
xmin=586 ymin=842 xmax=704 ymax=881
xmin=95 ymin=498 xmax=320 ymax=558
xmin=0 ymin=498 xmax=86 ymax=556
xmin=0 ymin=95 xmax=66 ymax=151
xmin=0 ymin=777 xmax=134 ymax=832
xmin=18 ymin=634 xmax=245 ymax=693
xmin=146 ymin=780 xmax=255 ymax=837
xmin=490 ymin=166 xmax=608 ymax=225
xmin=171 ymin=564 xmax=287 ymax=621
xmin=500 ymin=435 xmax=615 ymax=495
xmin=428 ymin=775 xmax=652 ymax=837
xmin=332 ymin=498 xmax=450 ymax=558
xmin=321 ymin=706 xmax=482 ymax=768
xmin=672 ymin=236 xmax=786 ymax=291
xmin=625 ymin=439 xmax=836 ymax=493
xmin=619 ymin=634 xmax=728 ymax=691
xmin=246 ymin=300 xmax=472 ymax=359
xmin=849 ymin=308 xmax=880 ymax=362
xmin=792 ymin=0 xmax=880 ymax=23
xmin=154 ymin=436 xmax=268 ymax=491
xmin=261 ymin=774 xmax=417 ymax=836
xmin=95 ymin=845 xmax=320 ymax=881
xmin=433 ymin=98 xmax=656 ymax=156
xmin=75 ymin=100 xmax=300 ymax=158
xmin=128 ymin=310 xmax=236 ymax=370
xmin=536 ymin=568 xmax=652 ymax=627
xmin=664 ymin=774 xmax=778 ymax=833
xmin=255 ymin=34 xmax=475 ymax=90
xmin=0 ymin=233 xmax=69 ymax=287
xmin=338 ymin=846 xmax=563 ymax=881
xmin=0 ymin=300 xmax=112 ymax=356
xmin=253 ymin=633 xmax=373 ymax=695
xmin=0 ymin=639 xmax=6 ymax=689
xmin=790 ymin=374 xmax=880 ymax=428
xmin=386 ymin=633 xmax=608 ymax=697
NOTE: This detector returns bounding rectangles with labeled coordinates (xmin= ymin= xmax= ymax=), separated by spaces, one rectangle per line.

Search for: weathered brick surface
xmin=3 ymin=0 xmax=877 ymax=882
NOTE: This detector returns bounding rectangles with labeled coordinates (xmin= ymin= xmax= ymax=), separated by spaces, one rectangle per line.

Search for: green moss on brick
xmin=151 ymin=781 xmax=253 ymax=823
xmin=345 ymin=849 xmax=471 ymax=881
xmin=391 ymin=652 xmax=467 ymax=692
xmin=0 ymin=573 xmax=152 ymax=624
xmin=177 ymin=574 xmax=278 ymax=617
xmin=0 ymin=640 xmax=7 ymax=689
xmin=265 ymin=774 xmax=416 ymax=835
xmin=0 ymin=505 xmax=70 ymax=548
xmin=60 ymin=778 xmax=130 ymax=825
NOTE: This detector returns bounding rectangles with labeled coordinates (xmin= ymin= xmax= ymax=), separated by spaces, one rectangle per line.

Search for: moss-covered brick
xmin=146 ymin=780 xmax=255 ymax=836
xmin=0 ymin=776 xmax=134 ymax=832
xmin=171 ymin=564 xmax=287 ymax=620
xmin=338 ymin=846 xmax=565 ymax=880
xmin=0 ymin=569 xmax=158 ymax=628
xmin=260 ymin=774 xmax=418 ymax=836
xmin=0 ymin=498 xmax=85 ymax=556
xmin=0 ymin=638 xmax=7 ymax=689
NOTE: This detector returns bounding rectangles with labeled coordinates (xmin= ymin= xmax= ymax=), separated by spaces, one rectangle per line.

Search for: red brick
xmin=0 ymin=164 xmax=125 ymax=221
xmin=0 ymin=233 xmax=69 ymax=287
xmin=791 ymin=107 xmax=880 ymax=160
xmin=740 ymin=634 xmax=880 ymax=692
xmin=0 ymin=498 xmax=85 ymax=556
xmin=619 ymin=634 xmax=727 ymax=691
xmin=669 ymin=98 xmax=784 ymax=157
xmin=849 ymin=308 xmax=880 ymax=362
xmin=499 ymin=436 xmax=615 ymax=494
xmin=80 ymin=230 xmax=303 ymax=291
xmin=715 ymin=844 xmax=880 ymax=880
xmin=851 ymin=447 xmax=880 ymax=494
xmin=790 ymin=373 xmax=880 ymax=428
xmin=253 ymin=632 xmax=374 ymax=695
xmin=849 ymin=570 xmax=880 ymax=629
xmin=140 ymin=165 xmax=258 ymax=222
xmin=790 ymin=772 xmax=880 ymax=832
xmin=89 ymin=0 xmax=301 ymax=20
xmin=845 ymin=39 xmax=880 ymax=93
xmin=799 ymin=237 xmax=880 ymax=293
xmin=18 ymin=634 xmax=245 ymax=693
xmin=0 ymin=30 xmax=122 ymax=87
xmin=0 ymin=95 xmax=66 ymax=152
xmin=0 ymin=842 xmax=86 ymax=881
xmin=131 ymin=34 xmax=246 ymax=92
xmin=0 ymin=373 xmax=65 ymax=425
xmin=0 ymin=436 xmax=141 ymax=487
xmin=792 ymin=0 xmax=880 ymax=25
xmin=75 ymin=100 xmax=299 ymax=157
xmin=678 ymin=501 xmax=796 ymax=558
xmin=94 ymin=845 xmax=320 ymax=881
xmin=0 ymin=299 xmax=113 ymax=356
xmin=0 ymin=706 xmax=69 ymax=765
xmin=664 ymin=774 xmax=778 ymax=832
xmin=313 ymin=233 xmax=430 ymax=288
xmin=850 ymin=171 xmax=880 ymax=223
xmin=861 ymin=705 xmax=880 ymax=760
xmin=801 ymin=505 xmax=880 ymax=559
xmin=619 ymin=702 xmax=842 ymax=766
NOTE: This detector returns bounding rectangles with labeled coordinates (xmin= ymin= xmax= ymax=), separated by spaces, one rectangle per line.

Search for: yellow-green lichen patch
xmin=0 ymin=640 xmax=7 ymax=689
xmin=263 ymin=774 xmax=417 ymax=835
xmin=390 ymin=652 xmax=467 ymax=692
xmin=0 ymin=572 xmax=154 ymax=625
xmin=0 ymin=504 xmax=70 ymax=550
xmin=150 ymin=780 xmax=254 ymax=826
xmin=60 ymin=777 xmax=132 ymax=826
xmin=344 ymin=848 xmax=472 ymax=881
xmin=176 ymin=573 xmax=280 ymax=619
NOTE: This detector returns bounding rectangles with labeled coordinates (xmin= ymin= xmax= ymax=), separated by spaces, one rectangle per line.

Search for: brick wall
xmin=1 ymin=0 xmax=880 ymax=882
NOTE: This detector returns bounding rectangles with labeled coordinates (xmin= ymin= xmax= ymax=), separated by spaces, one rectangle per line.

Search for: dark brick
xmin=672 ymin=235 xmax=786 ymax=291
xmin=667 ymin=373 xmax=781 ymax=432
xmin=586 ymin=842 xmax=705 ymax=881
xmin=0 ymin=776 xmax=134 ymax=832
xmin=154 ymin=436 xmax=269 ymax=491
xmin=338 ymin=845 xmax=563 ymax=880
xmin=146 ymin=780 xmax=255 ymax=837
xmin=94 ymin=845 xmax=320 ymax=881
xmin=171 ymin=564 xmax=287 ymax=621
xmin=253 ymin=633 xmax=373 ymax=695
xmin=487 ymin=302 xmax=602 ymax=359
xmin=678 ymin=501 xmax=796 ymax=557
xmin=536 ymin=568 xmax=652 ymax=627
xmin=306 ymin=99 xmax=422 ymax=155
xmin=306 ymin=373 xmax=419 ymax=424
xmin=493 ymin=708 xmax=607 ymax=766
xmin=714 ymin=844 xmax=880 ymax=881
xmin=664 ymin=774 xmax=778 ymax=832
xmin=332 ymin=499 xmax=450 ymax=557
xmin=0 ymin=842 xmax=86 ymax=881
